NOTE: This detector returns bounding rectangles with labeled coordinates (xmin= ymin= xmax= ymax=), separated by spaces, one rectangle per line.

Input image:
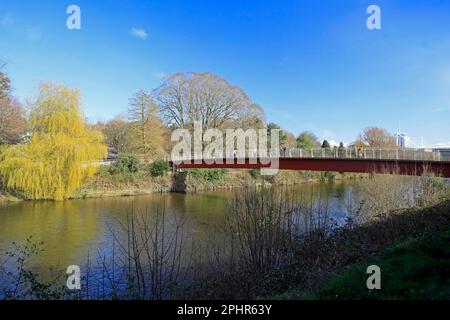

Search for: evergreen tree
xmin=267 ymin=122 xmax=287 ymax=148
xmin=322 ymin=140 xmax=331 ymax=150
xmin=338 ymin=142 xmax=346 ymax=157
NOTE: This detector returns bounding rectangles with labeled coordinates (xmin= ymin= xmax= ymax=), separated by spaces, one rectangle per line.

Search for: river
xmin=0 ymin=181 xmax=354 ymax=296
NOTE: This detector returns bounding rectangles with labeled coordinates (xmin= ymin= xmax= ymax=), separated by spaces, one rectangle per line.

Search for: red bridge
xmin=172 ymin=148 xmax=450 ymax=178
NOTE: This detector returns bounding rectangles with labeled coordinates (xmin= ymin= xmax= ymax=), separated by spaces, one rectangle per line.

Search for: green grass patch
xmin=317 ymin=229 xmax=450 ymax=300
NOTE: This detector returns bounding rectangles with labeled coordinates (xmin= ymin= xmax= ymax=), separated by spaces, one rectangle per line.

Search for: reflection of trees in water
xmin=333 ymin=181 xmax=348 ymax=200
xmin=0 ymin=182 xmax=363 ymax=298
xmin=0 ymin=200 xmax=102 ymax=271
xmin=1 ymin=176 xmax=447 ymax=299
xmin=0 ymin=205 xmax=191 ymax=300
xmin=0 ymin=183 xmax=350 ymax=267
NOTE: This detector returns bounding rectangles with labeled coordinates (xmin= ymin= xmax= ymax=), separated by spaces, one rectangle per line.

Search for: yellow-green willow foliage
xmin=0 ymin=83 xmax=107 ymax=200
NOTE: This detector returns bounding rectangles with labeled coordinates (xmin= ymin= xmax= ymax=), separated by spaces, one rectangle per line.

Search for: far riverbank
xmin=0 ymin=169 xmax=365 ymax=202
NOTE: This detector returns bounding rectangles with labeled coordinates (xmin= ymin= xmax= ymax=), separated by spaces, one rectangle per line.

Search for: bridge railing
xmin=282 ymin=148 xmax=444 ymax=161
xmin=174 ymin=148 xmax=446 ymax=162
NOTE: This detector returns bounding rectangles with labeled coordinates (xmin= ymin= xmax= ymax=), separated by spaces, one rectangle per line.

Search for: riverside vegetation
xmin=75 ymin=159 xmax=361 ymax=199
xmin=0 ymin=172 xmax=448 ymax=300
xmin=1 ymin=64 xmax=449 ymax=300
xmin=1 ymin=65 xmax=396 ymax=203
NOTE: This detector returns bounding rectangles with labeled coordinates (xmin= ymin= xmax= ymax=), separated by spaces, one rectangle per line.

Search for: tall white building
xmin=396 ymin=133 xmax=410 ymax=149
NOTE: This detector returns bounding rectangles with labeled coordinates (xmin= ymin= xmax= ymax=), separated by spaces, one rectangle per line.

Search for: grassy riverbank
xmin=260 ymin=200 xmax=450 ymax=300
xmin=0 ymin=178 xmax=448 ymax=300
xmin=318 ymin=229 xmax=450 ymax=300
xmin=272 ymin=227 xmax=450 ymax=300
xmin=73 ymin=171 xmax=173 ymax=199
xmin=188 ymin=196 xmax=450 ymax=300
xmin=1 ymin=168 xmax=363 ymax=202
xmin=0 ymin=189 xmax=20 ymax=202
xmin=73 ymin=168 xmax=364 ymax=200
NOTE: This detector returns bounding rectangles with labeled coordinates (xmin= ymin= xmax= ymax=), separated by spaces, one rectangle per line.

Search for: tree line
xmin=0 ymin=63 xmax=398 ymax=200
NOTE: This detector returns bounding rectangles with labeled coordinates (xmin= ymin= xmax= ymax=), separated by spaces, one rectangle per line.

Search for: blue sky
xmin=0 ymin=0 xmax=449 ymax=146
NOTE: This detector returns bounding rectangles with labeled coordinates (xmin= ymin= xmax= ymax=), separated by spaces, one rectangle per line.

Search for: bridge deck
xmin=174 ymin=157 xmax=450 ymax=178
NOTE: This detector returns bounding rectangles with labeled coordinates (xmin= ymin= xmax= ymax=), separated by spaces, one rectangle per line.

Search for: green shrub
xmin=249 ymin=169 xmax=273 ymax=182
xmin=321 ymin=171 xmax=336 ymax=182
xmin=188 ymin=169 xmax=226 ymax=182
xmin=98 ymin=165 xmax=111 ymax=177
xmin=110 ymin=154 xmax=140 ymax=175
xmin=149 ymin=160 xmax=169 ymax=177
xmin=249 ymin=169 xmax=261 ymax=179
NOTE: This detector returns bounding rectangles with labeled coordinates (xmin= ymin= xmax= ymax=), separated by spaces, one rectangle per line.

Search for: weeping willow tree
xmin=0 ymin=83 xmax=107 ymax=200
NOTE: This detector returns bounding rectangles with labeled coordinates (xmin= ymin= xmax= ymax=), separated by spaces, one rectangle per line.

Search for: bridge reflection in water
xmin=171 ymin=148 xmax=450 ymax=178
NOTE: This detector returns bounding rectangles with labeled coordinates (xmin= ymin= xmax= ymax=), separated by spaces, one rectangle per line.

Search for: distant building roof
xmin=424 ymin=142 xmax=450 ymax=150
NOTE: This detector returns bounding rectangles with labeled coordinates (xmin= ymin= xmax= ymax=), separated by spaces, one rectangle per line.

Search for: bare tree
xmin=359 ymin=127 xmax=396 ymax=148
xmin=0 ymin=95 xmax=27 ymax=145
xmin=103 ymin=117 xmax=131 ymax=153
xmin=154 ymin=72 xmax=265 ymax=131
xmin=128 ymin=90 xmax=167 ymax=160
xmin=0 ymin=63 xmax=26 ymax=145
xmin=0 ymin=63 xmax=12 ymax=98
xmin=351 ymin=139 xmax=368 ymax=149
